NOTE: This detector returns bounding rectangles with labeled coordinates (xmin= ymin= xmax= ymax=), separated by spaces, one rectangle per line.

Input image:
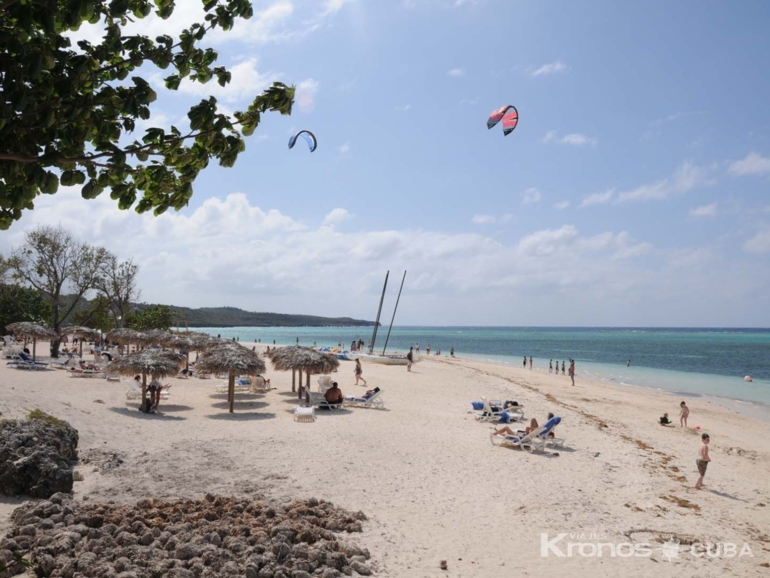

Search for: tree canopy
xmin=0 ymin=0 xmax=294 ymax=230
xmin=0 ymin=283 xmax=52 ymax=334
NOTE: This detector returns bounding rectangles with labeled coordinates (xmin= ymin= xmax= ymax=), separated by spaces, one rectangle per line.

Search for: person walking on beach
xmin=354 ymin=358 xmax=367 ymax=385
xmin=549 ymin=359 xmax=553 ymax=373
xmin=529 ymin=356 xmax=533 ymax=369
xmin=407 ymin=347 xmax=414 ymax=372
xmin=426 ymin=344 xmax=431 ymax=356
xmin=523 ymin=356 xmax=527 ymax=369
xmin=679 ymin=401 xmax=689 ymax=428
xmin=569 ymin=360 xmax=575 ymax=386
xmin=561 ymin=361 xmax=565 ymax=375
xmin=695 ymin=433 xmax=711 ymax=489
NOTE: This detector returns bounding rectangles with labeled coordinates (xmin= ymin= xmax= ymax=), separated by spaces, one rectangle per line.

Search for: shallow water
xmin=194 ymin=326 xmax=770 ymax=406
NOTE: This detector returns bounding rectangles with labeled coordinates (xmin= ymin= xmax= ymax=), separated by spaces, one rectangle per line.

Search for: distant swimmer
xmin=627 ymin=358 xmax=631 ymax=367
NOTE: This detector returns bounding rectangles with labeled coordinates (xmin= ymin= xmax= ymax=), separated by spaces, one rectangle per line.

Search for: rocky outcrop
xmin=1 ymin=494 xmax=372 ymax=577
xmin=0 ymin=415 xmax=79 ymax=499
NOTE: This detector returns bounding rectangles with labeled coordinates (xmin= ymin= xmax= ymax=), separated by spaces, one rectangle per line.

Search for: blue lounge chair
xmin=7 ymin=352 xmax=49 ymax=370
xmin=490 ymin=416 xmax=564 ymax=452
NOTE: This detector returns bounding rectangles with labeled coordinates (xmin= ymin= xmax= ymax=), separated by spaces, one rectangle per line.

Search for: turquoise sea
xmin=193 ymin=326 xmax=770 ymax=409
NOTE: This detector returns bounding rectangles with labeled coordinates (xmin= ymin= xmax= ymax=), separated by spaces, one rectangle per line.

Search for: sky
xmin=2 ymin=0 xmax=770 ymax=327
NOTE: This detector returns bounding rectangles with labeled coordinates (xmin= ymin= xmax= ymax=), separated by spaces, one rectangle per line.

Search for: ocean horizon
xmin=190 ymin=326 xmax=770 ymax=409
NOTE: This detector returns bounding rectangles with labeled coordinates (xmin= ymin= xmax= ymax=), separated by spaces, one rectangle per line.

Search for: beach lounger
xmin=215 ymin=378 xmax=251 ymax=394
xmin=344 ymin=387 xmax=385 ymax=409
xmin=294 ymin=404 xmax=316 ymax=422
xmin=309 ymin=392 xmax=344 ymax=410
xmin=250 ymin=376 xmax=271 ymax=393
xmin=7 ymin=352 xmax=49 ymax=370
xmin=50 ymin=354 xmax=76 ymax=369
xmin=125 ymin=380 xmax=169 ymax=400
xmin=476 ymin=396 xmax=524 ymax=423
xmin=490 ymin=416 xmax=562 ymax=453
xmin=317 ymin=375 xmax=333 ymax=392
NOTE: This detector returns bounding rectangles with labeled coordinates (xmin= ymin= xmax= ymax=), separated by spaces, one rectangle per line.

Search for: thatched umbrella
xmin=195 ymin=343 xmax=266 ymax=413
xmin=104 ymin=349 xmax=184 ymax=412
xmin=61 ymin=326 xmax=101 ymax=357
xmin=139 ymin=329 xmax=172 ymax=347
xmin=268 ymin=345 xmax=339 ymax=400
xmin=106 ymin=328 xmax=145 ymax=354
xmin=6 ymin=321 xmax=57 ymax=361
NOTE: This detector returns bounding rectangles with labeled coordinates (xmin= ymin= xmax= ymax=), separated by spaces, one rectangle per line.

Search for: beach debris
xmin=72 ymin=471 xmax=84 ymax=482
xmin=93 ymin=399 xmax=105 ymax=404
xmin=101 ymin=453 xmax=125 ymax=472
xmin=1 ymin=494 xmax=371 ymax=577
xmin=0 ymin=412 xmax=78 ymax=499
xmin=440 ymin=559 xmax=448 ymax=570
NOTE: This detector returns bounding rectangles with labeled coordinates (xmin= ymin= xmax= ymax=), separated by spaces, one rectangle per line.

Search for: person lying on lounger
xmin=69 ymin=360 xmax=99 ymax=372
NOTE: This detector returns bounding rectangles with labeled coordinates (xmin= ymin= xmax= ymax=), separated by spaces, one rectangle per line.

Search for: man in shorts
xmin=407 ymin=347 xmax=414 ymax=372
xmin=695 ymin=433 xmax=710 ymax=489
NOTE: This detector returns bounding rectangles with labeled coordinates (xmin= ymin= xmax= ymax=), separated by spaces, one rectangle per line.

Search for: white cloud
xmin=395 ymin=104 xmax=412 ymax=112
xmin=471 ymin=214 xmax=512 ymax=225
xmin=522 ymin=188 xmax=542 ymax=205
xmin=323 ymin=208 xmax=352 ymax=226
xmin=295 ymin=78 xmax=319 ymax=113
xmin=339 ymin=143 xmax=350 ymax=154
xmin=689 ymin=203 xmax=717 ymax=218
xmin=6 ymin=188 xmax=770 ymax=325
xmin=616 ymin=162 xmax=715 ymax=203
xmin=580 ymin=189 xmax=614 ymax=208
xmin=459 ymin=98 xmax=479 ymax=106
xmin=530 ymin=61 xmax=567 ymax=77
xmin=176 ymin=58 xmax=276 ymax=103
xmin=542 ymin=130 xmax=598 ymax=146
xmin=447 ymin=68 xmax=466 ymax=77
xmin=554 ymin=201 xmax=570 ymax=210
xmin=728 ymin=152 xmax=770 ymax=176
xmin=743 ymin=228 xmax=770 ymax=253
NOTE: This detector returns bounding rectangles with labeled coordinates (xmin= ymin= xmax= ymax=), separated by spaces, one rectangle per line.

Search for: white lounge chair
xmin=344 ymin=387 xmax=385 ymax=409
xmin=294 ymin=404 xmax=316 ymax=422
xmin=490 ymin=416 xmax=563 ymax=453
xmin=309 ymin=391 xmax=344 ymax=410
xmin=317 ymin=375 xmax=333 ymax=393
xmin=250 ymin=376 xmax=271 ymax=393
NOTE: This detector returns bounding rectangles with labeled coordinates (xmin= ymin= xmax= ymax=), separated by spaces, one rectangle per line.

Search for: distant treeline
xmin=128 ymin=303 xmax=377 ymax=328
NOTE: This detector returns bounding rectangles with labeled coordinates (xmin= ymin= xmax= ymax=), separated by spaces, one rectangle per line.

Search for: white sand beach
xmin=1 ymin=344 xmax=768 ymax=576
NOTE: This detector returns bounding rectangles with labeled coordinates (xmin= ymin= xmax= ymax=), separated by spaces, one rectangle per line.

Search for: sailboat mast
xmin=369 ymin=271 xmax=389 ymax=353
xmin=382 ymin=270 xmax=406 ymax=355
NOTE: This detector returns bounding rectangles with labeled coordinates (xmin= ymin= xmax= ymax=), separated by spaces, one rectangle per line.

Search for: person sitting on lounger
xmin=324 ymin=382 xmax=344 ymax=406
xmin=494 ymin=418 xmax=539 ymax=438
xmin=70 ymin=360 xmax=99 ymax=372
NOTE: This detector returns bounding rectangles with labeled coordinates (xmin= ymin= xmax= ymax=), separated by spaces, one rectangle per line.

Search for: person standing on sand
xmin=695 ymin=433 xmax=711 ymax=489
xmin=627 ymin=358 xmax=631 ymax=367
xmin=679 ymin=401 xmax=689 ymax=427
xmin=426 ymin=344 xmax=431 ymax=356
xmin=529 ymin=356 xmax=533 ymax=369
xmin=549 ymin=359 xmax=553 ymax=373
xmin=561 ymin=361 xmax=565 ymax=375
xmin=569 ymin=360 xmax=575 ymax=386
xmin=523 ymin=356 xmax=527 ymax=369
xmin=407 ymin=347 xmax=414 ymax=372
xmin=354 ymin=358 xmax=367 ymax=385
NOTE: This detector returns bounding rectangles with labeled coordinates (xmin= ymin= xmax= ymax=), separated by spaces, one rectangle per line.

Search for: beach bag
xmin=471 ymin=401 xmax=484 ymax=411
xmin=498 ymin=412 xmax=512 ymax=424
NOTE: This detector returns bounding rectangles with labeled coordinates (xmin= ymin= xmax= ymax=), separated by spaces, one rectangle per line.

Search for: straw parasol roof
xmin=6 ymin=322 xmax=57 ymax=361
xmin=106 ymin=328 xmax=145 ymax=345
xmin=104 ymin=349 xmax=185 ymax=411
xmin=60 ymin=326 xmax=101 ymax=357
xmin=6 ymin=321 xmax=57 ymax=340
xmin=268 ymin=346 xmax=339 ymax=399
xmin=196 ymin=344 xmax=266 ymax=413
xmin=60 ymin=326 xmax=100 ymax=339
xmin=139 ymin=329 xmax=172 ymax=346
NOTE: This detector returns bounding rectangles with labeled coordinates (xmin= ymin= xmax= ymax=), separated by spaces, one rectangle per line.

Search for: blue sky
xmin=3 ymin=0 xmax=770 ymax=326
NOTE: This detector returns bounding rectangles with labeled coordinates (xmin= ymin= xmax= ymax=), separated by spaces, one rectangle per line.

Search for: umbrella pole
xmin=305 ymin=371 xmax=310 ymax=403
xmin=292 ymin=368 xmax=296 ymax=393
xmin=32 ymin=337 xmax=36 ymax=361
xmin=142 ymin=373 xmax=148 ymax=413
xmin=229 ymin=372 xmax=235 ymax=413
xmin=80 ymin=339 xmax=83 ymax=358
